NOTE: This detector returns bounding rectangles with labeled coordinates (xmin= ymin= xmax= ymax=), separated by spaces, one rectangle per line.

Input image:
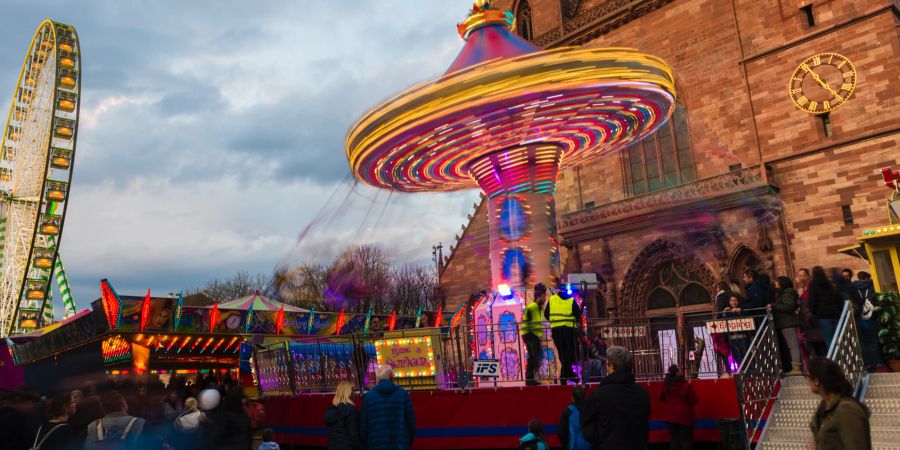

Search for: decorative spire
xmin=458 ymin=1 xmax=514 ymax=40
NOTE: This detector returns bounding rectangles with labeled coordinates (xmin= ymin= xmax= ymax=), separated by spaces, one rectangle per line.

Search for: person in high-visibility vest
xmin=544 ymin=285 xmax=583 ymax=384
xmin=521 ymin=283 xmax=548 ymax=386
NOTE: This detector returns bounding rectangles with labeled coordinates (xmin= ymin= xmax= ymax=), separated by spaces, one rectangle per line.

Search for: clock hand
xmin=807 ymin=69 xmax=838 ymax=97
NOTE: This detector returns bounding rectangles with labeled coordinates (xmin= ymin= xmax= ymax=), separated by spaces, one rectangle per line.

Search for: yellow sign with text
xmin=374 ymin=336 xmax=435 ymax=378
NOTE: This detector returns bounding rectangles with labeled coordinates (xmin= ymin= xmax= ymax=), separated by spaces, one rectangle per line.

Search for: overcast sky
xmin=0 ymin=1 xmax=481 ymax=312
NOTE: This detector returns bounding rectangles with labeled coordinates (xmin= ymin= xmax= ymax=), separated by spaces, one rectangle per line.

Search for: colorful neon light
xmin=388 ymin=310 xmax=397 ymax=331
xmin=243 ymin=301 xmax=254 ymax=333
xmin=177 ymin=336 xmax=192 ymax=353
xmin=335 ymin=308 xmax=346 ymax=335
xmin=434 ymin=306 xmax=443 ymax=327
xmin=172 ymin=292 xmax=184 ymax=331
xmin=199 ymin=337 xmax=214 ymax=353
xmin=101 ymin=335 xmax=131 ymax=364
xmin=363 ymin=308 xmax=373 ymax=336
xmin=99 ymin=279 xmax=122 ymax=330
xmin=211 ymin=337 xmax=227 ymax=353
xmin=165 ymin=336 xmax=179 ymax=352
xmin=209 ymin=303 xmax=220 ymax=333
xmin=275 ymin=304 xmax=285 ymax=335
xmin=139 ymin=289 xmax=151 ymax=332
xmin=345 ymin=2 xmax=675 ymax=294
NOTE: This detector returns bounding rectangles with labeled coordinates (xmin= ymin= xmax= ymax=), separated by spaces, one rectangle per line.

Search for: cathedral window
xmin=516 ymin=1 xmax=533 ymax=41
xmin=624 ymin=104 xmax=695 ymax=195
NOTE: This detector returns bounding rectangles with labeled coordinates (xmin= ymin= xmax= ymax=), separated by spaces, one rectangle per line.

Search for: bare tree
xmin=277 ymin=263 xmax=328 ymax=310
xmin=324 ymin=244 xmax=391 ymax=313
xmin=387 ymin=264 xmax=437 ymax=315
xmin=192 ymin=270 xmax=270 ymax=302
xmin=192 ymin=244 xmax=439 ymax=314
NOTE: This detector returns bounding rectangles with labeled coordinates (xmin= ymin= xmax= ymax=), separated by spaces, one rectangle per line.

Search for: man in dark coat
xmin=581 ymin=346 xmax=650 ymax=450
xmin=742 ymin=269 xmax=770 ymax=310
xmin=360 ymin=365 xmax=415 ymax=450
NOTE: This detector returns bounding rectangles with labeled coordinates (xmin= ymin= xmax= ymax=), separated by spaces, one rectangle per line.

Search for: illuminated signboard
xmin=374 ymin=336 xmax=435 ymax=378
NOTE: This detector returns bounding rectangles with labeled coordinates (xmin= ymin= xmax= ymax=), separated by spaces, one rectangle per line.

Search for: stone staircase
xmin=758 ymin=373 xmax=900 ymax=449
xmin=862 ymin=372 xmax=900 ymax=450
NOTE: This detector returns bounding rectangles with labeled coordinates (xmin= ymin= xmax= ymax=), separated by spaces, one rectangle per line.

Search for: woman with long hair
xmin=807 ymin=358 xmax=871 ymax=449
xmin=659 ymin=365 xmax=698 ymax=450
xmin=324 ymin=382 xmax=363 ymax=450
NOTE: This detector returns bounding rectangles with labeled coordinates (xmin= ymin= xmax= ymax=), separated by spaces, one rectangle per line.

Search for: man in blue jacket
xmin=360 ymin=365 xmax=416 ymax=450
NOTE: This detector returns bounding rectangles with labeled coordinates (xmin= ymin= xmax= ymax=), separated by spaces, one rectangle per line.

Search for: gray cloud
xmin=0 ymin=1 xmax=482 ymax=314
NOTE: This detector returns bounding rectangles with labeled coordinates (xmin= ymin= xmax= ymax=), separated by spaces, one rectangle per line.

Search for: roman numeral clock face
xmin=789 ymin=53 xmax=857 ymax=114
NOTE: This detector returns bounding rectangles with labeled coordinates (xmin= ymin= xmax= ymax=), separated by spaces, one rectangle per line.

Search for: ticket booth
xmin=838 ymin=168 xmax=900 ymax=292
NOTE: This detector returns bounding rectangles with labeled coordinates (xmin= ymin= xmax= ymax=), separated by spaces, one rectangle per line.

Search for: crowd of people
xmin=0 ymin=374 xmax=280 ymax=450
xmin=323 ymin=347 xmax=872 ymax=450
xmin=713 ymin=266 xmax=883 ymax=377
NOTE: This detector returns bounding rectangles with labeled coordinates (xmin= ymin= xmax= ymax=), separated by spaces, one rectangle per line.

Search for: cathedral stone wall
xmin=441 ymin=0 xmax=900 ymax=316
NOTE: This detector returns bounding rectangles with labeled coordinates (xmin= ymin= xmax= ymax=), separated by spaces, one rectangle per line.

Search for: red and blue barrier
xmin=266 ymin=378 xmax=740 ymax=449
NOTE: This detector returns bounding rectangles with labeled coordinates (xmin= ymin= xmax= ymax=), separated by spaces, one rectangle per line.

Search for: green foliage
xmin=872 ymin=291 xmax=900 ymax=360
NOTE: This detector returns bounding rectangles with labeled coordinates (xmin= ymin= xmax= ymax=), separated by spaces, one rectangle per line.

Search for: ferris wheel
xmin=0 ymin=20 xmax=80 ymax=337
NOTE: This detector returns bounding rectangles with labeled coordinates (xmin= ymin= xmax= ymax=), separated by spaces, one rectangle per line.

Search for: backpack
xmin=567 ymin=404 xmax=591 ymax=450
xmin=89 ymin=417 xmax=139 ymax=450
xmin=31 ymin=423 xmax=66 ymax=450
xmin=519 ymin=437 xmax=547 ymax=450
xmin=173 ymin=410 xmax=202 ymax=433
xmin=861 ymin=298 xmax=874 ymax=320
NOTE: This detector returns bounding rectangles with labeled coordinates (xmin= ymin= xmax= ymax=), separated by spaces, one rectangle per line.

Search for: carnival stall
xmin=838 ymin=167 xmax=900 ymax=292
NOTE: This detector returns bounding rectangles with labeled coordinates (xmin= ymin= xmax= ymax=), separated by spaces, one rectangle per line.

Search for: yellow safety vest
xmin=520 ymin=301 xmax=544 ymax=337
xmin=548 ymin=294 xmax=576 ymax=328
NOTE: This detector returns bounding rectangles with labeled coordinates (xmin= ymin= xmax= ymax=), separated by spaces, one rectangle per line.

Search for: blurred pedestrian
xmin=360 ymin=365 xmax=415 ymax=450
xmin=742 ymin=269 xmax=768 ymax=310
xmin=581 ymin=346 xmax=650 ymax=450
xmin=832 ymin=269 xmax=862 ymax=316
xmin=171 ymin=397 xmax=204 ymax=450
xmin=257 ymin=428 xmax=279 ymax=450
xmin=773 ymin=276 xmax=803 ymax=375
xmin=853 ymin=272 xmax=883 ymax=368
xmin=558 ymin=386 xmax=590 ymax=450
xmin=324 ymin=382 xmax=362 ymax=450
xmin=796 ymin=268 xmax=826 ymax=363
xmin=83 ymin=391 xmax=145 ymax=450
xmin=160 ymin=390 xmax=182 ymax=422
xmin=659 ymin=365 xmax=697 ymax=450
xmin=31 ymin=393 xmax=77 ymax=450
xmin=809 ymin=266 xmax=841 ymax=347
xmin=68 ymin=386 xmax=103 ymax=444
xmin=518 ymin=419 xmax=549 ymax=450
xmin=204 ymin=388 xmax=251 ymax=450
xmin=722 ymin=296 xmax=748 ymax=364
xmin=807 ymin=358 xmax=871 ymax=450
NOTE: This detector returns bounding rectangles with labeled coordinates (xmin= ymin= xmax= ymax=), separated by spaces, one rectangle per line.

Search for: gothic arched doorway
xmin=620 ymin=239 xmax=718 ymax=376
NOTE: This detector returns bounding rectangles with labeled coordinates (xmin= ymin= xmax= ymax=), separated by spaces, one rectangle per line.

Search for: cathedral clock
xmin=788 ymin=53 xmax=857 ymax=114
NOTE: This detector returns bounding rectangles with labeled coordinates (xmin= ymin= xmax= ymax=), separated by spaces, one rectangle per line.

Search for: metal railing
xmin=253 ymin=308 xmax=768 ymax=395
xmin=827 ymin=300 xmax=866 ymax=395
xmin=735 ymin=312 xmax=781 ymax=448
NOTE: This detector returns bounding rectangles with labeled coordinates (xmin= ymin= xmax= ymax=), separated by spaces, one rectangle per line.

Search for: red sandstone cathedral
xmin=439 ymin=0 xmax=900 ymax=326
